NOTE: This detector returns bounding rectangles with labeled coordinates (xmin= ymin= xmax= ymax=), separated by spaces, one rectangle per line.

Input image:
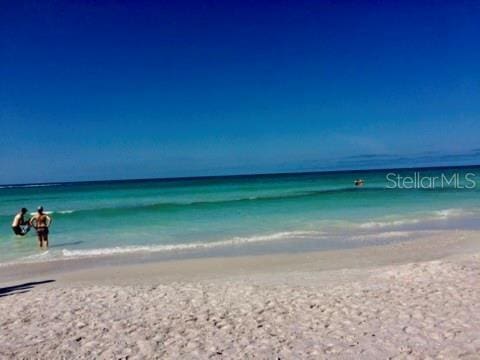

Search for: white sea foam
xmin=359 ymin=208 xmax=474 ymax=230
xmin=0 ymin=251 xmax=56 ymax=267
xmin=24 ymin=250 xmax=50 ymax=259
xmin=433 ymin=208 xmax=472 ymax=219
xmin=29 ymin=210 xmax=75 ymax=216
xmin=61 ymin=231 xmax=323 ymax=258
xmin=359 ymin=219 xmax=420 ymax=229
xmin=30 ymin=211 xmax=54 ymax=216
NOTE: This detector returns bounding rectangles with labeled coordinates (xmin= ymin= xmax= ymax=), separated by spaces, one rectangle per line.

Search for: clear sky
xmin=1 ymin=1 xmax=480 ymax=184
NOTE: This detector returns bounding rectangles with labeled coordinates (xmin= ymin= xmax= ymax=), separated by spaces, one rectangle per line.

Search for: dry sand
xmin=1 ymin=230 xmax=480 ymax=359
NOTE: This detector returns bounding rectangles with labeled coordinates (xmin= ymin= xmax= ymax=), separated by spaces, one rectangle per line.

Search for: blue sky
xmin=1 ymin=1 xmax=480 ymax=183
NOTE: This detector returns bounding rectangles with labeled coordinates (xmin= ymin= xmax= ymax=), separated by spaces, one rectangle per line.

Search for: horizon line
xmin=1 ymin=163 xmax=479 ymax=188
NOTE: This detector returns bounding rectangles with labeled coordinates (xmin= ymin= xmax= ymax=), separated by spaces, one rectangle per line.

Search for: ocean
xmin=1 ymin=166 xmax=479 ymax=265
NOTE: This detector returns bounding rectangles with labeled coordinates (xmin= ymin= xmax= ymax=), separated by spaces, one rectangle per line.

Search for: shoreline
xmin=1 ymin=229 xmax=478 ymax=286
xmin=2 ymin=207 xmax=478 ymax=271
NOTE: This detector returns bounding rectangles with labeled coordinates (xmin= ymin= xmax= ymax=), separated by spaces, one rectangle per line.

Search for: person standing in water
xmin=11 ymin=207 xmax=30 ymax=236
xmin=29 ymin=206 xmax=52 ymax=248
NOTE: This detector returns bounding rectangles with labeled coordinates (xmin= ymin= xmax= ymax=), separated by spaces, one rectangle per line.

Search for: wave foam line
xmin=29 ymin=210 xmax=76 ymax=216
xmin=358 ymin=208 xmax=474 ymax=229
xmin=61 ymin=230 xmax=323 ymax=258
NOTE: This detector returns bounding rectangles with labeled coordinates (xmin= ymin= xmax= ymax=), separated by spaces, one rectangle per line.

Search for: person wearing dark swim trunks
xmin=11 ymin=208 xmax=29 ymax=236
xmin=29 ymin=206 xmax=52 ymax=248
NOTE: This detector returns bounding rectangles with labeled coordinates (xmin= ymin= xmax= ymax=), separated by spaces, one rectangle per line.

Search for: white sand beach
xmin=1 ymin=230 xmax=480 ymax=359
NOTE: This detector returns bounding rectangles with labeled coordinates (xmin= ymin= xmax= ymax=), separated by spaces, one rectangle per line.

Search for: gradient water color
xmin=0 ymin=166 xmax=479 ymax=264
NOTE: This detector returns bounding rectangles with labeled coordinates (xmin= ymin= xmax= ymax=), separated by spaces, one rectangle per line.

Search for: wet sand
xmin=1 ymin=230 xmax=480 ymax=358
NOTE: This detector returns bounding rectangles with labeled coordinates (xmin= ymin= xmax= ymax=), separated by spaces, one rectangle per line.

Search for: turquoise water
xmin=1 ymin=166 xmax=479 ymax=264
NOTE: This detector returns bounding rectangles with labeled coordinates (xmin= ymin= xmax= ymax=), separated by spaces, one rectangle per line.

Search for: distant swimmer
xmin=354 ymin=179 xmax=365 ymax=187
xmin=29 ymin=206 xmax=52 ymax=249
xmin=11 ymin=207 xmax=30 ymax=236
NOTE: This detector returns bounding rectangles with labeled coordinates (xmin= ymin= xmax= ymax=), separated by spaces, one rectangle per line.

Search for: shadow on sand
xmin=0 ymin=280 xmax=55 ymax=298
